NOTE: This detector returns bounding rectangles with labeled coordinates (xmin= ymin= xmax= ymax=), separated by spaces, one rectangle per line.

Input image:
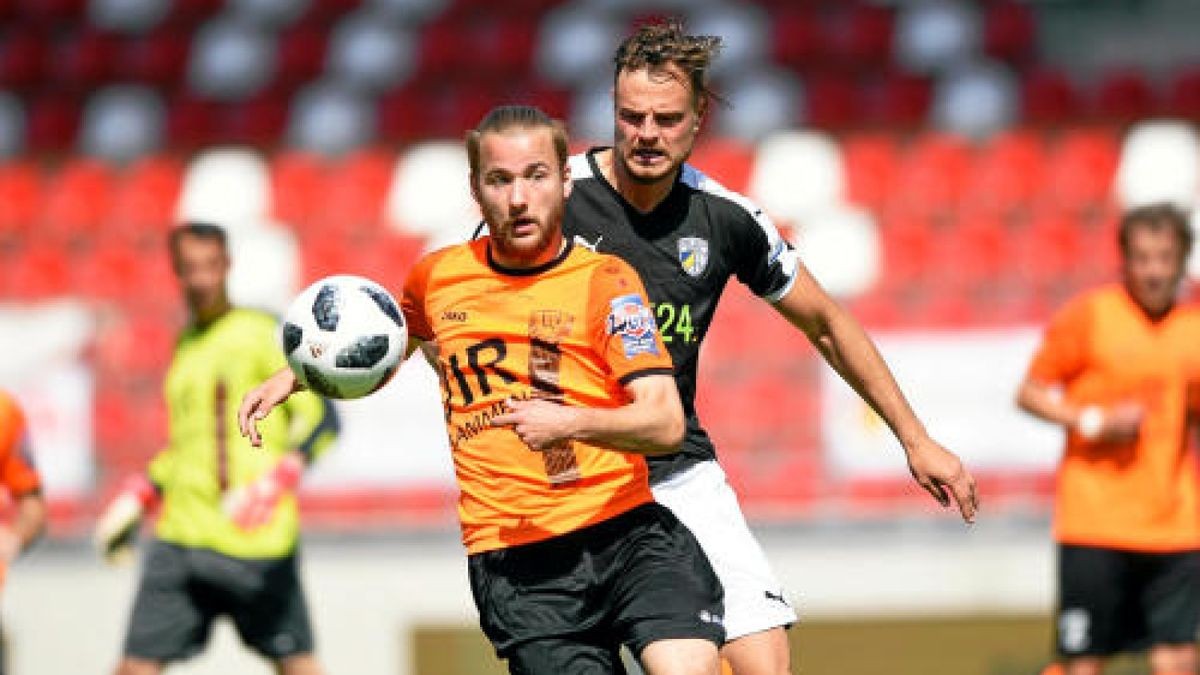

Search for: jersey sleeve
xmin=727 ymin=202 xmax=800 ymax=303
xmin=1028 ymin=296 xmax=1092 ymax=386
xmin=588 ymin=257 xmax=674 ymax=385
xmin=0 ymin=395 xmax=41 ymax=497
xmin=401 ymin=252 xmax=438 ymax=342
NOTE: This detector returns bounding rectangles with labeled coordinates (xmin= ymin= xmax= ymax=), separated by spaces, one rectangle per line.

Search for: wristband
xmin=1076 ymin=406 xmax=1104 ymax=440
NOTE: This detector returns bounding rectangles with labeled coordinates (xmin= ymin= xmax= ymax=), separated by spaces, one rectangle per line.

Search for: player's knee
xmin=114 ymin=658 xmax=163 ymax=675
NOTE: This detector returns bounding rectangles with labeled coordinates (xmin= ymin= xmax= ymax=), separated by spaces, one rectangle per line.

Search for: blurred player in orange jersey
xmin=0 ymin=389 xmax=48 ymax=674
xmin=1018 ymin=203 xmax=1200 ymax=675
xmin=241 ymin=105 xmax=726 ymax=675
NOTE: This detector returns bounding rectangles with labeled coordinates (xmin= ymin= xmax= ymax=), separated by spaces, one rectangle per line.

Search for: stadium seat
xmin=1166 ymin=66 xmax=1200 ymax=119
xmin=269 ymin=150 xmax=328 ymax=235
xmin=0 ymin=160 xmax=44 ymax=243
xmin=165 ymin=93 xmax=220 ymax=147
xmin=5 ymin=243 xmax=71 ymax=299
xmin=1094 ymin=69 xmax=1158 ymax=122
xmin=888 ymin=132 xmax=971 ymax=220
xmin=311 ymin=148 xmax=393 ymax=239
xmin=221 ymin=92 xmax=289 ymax=146
xmin=534 ymin=6 xmax=620 ymax=87
xmin=16 ymin=0 xmax=85 ymax=26
xmin=1114 ymin=121 xmax=1200 ymax=209
xmin=962 ymin=129 xmax=1045 ymax=216
xmin=226 ymin=224 xmax=300 ymax=313
xmin=717 ymin=68 xmax=802 ymax=142
xmin=276 ymin=22 xmax=328 ymax=88
xmin=26 ymin=91 xmax=82 ymax=152
xmin=88 ymin=0 xmax=170 ymax=34
xmin=0 ymin=91 xmax=23 ymax=157
xmin=39 ymin=158 xmax=115 ymax=245
xmin=793 ymin=206 xmax=880 ymax=299
xmin=326 ymin=9 xmax=416 ymax=93
xmin=286 ymin=82 xmax=377 ymax=156
xmin=50 ymin=28 xmax=118 ymax=86
xmin=930 ymin=60 xmax=1019 ymax=140
xmin=688 ymin=137 xmax=755 ymax=195
xmin=70 ymin=241 xmax=143 ymax=300
xmin=893 ymin=0 xmax=982 ymax=74
xmin=109 ymin=154 xmax=184 ymax=246
xmin=804 ymin=73 xmax=862 ymax=130
xmin=120 ymin=27 xmax=190 ymax=86
xmin=862 ymin=70 xmax=932 ymax=127
xmin=822 ymin=3 xmax=893 ymax=69
xmin=176 ymin=147 xmax=272 ymax=228
xmin=1020 ymin=67 xmax=1082 ymax=125
xmin=748 ymin=130 xmax=845 ymax=223
xmin=841 ymin=132 xmax=900 ymax=211
xmin=1041 ymin=128 xmax=1119 ymax=215
xmin=769 ymin=6 xmax=820 ymax=69
xmin=80 ymin=85 xmax=166 ymax=163
xmin=383 ymin=141 xmax=477 ymax=247
xmin=0 ymin=31 xmax=46 ymax=89
xmin=689 ymin=3 xmax=768 ymax=81
xmin=187 ymin=17 xmax=277 ymax=102
xmin=981 ymin=0 xmax=1034 ymax=63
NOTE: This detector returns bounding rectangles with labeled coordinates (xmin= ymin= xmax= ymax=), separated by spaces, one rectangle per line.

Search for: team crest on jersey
xmin=606 ymin=294 xmax=658 ymax=358
xmin=677 ymin=237 xmax=709 ymax=277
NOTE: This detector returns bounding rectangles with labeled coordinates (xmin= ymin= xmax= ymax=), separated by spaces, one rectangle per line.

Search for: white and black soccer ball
xmin=281 ymin=275 xmax=408 ymax=400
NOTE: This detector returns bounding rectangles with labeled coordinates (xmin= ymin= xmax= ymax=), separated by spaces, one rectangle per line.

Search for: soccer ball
xmin=281 ymin=275 xmax=408 ymax=399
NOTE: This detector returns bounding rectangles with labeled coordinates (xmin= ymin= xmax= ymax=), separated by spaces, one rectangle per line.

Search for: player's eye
xmin=655 ymin=114 xmax=684 ymax=127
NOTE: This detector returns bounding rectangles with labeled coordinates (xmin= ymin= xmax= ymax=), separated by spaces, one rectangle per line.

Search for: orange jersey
xmin=1028 ymin=284 xmax=1200 ymax=551
xmin=0 ymin=390 xmax=40 ymax=499
xmin=402 ymin=238 xmax=673 ymax=553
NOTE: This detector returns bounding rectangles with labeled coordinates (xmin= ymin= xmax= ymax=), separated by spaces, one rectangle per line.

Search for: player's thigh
xmin=506 ymin=636 xmax=625 ymax=675
xmin=653 ymin=462 xmax=796 ymax=641
xmin=274 ymin=653 xmax=323 ymax=675
xmin=608 ymin=503 xmax=725 ymax=657
xmin=1056 ymin=544 xmax=1137 ymax=657
xmin=213 ymin=552 xmax=316 ymax=660
xmin=640 ymin=638 xmax=720 ymax=675
xmin=719 ymin=627 xmax=791 ymax=675
xmin=1141 ymin=549 xmax=1200 ymax=646
xmin=123 ymin=541 xmax=215 ymax=662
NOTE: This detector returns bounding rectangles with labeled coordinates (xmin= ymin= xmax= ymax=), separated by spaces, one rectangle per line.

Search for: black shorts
xmin=123 ymin=540 xmax=314 ymax=662
xmin=1056 ymin=543 xmax=1200 ymax=657
xmin=468 ymin=502 xmax=725 ymax=674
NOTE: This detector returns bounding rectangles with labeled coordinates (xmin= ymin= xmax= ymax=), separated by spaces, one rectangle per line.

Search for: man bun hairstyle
xmin=465 ymin=105 xmax=569 ymax=177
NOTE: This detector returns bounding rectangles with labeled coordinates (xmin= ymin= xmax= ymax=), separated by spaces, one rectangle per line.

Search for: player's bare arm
xmin=0 ymin=491 xmax=46 ymax=561
xmin=491 ymin=374 xmax=684 ymax=455
xmin=1016 ymin=379 xmax=1143 ymax=444
xmin=773 ymin=262 xmax=978 ymax=523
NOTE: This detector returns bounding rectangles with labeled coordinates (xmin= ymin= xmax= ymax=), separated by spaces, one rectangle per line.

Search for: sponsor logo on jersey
xmin=677 ymin=237 xmax=709 ymax=277
xmin=606 ymin=294 xmax=658 ymax=358
xmin=698 ymin=609 xmax=724 ymax=625
xmin=441 ymin=310 xmax=468 ymax=322
xmin=573 ymin=234 xmax=603 ymax=252
xmin=764 ymin=590 xmax=791 ymax=607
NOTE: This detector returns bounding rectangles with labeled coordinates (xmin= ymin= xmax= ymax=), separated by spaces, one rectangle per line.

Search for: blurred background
xmin=1 ymin=0 xmax=1199 ymax=672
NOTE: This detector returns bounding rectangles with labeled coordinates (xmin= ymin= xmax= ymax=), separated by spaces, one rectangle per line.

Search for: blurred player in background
xmin=241 ymin=106 xmax=726 ymax=675
xmin=559 ymin=21 xmax=978 ymax=675
xmin=94 ymin=222 xmax=339 ymax=675
xmin=0 ymin=389 xmax=47 ymax=675
xmin=1018 ymin=203 xmax=1200 ymax=675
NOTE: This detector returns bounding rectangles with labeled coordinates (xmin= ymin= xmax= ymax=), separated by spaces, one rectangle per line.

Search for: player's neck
xmin=191 ymin=298 xmax=232 ymax=328
xmin=599 ymin=149 xmax=677 ymax=214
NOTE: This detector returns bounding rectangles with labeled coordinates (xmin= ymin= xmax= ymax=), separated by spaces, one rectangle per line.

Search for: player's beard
xmin=617 ymin=145 xmax=687 ymax=186
xmin=491 ymin=204 xmax=565 ymax=267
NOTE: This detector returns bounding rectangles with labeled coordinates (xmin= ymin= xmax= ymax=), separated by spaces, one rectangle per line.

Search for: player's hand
xmin=491 ymin=398 xmax=580 ymax=451
xmin=239 ymin=369 xmax=301 ymax=447
xmin=222 ymin=452 xmax=305 ymax=530
xmin=1097 ymin=402 xmax=1143 ymax=443
xmin=94 ymin=474 xmax=160 ymax=565
xmin=905 ymin=437 xmax=978 ymax=524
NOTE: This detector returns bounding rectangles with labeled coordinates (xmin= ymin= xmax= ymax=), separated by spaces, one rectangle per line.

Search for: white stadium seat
xmin=535 ymin=6 xmax=622 ymax=86
xmin=748 ymin=130 xmax=846 ymax=222
xmin=227 ymin=225 xmax=301 ymax=313
xmin=0 ymin=92 xmax=24 ymax=159
xmin=931 ymin=60 xmax=1018 ymax=139
xmin=687 ymin=2 xmax=768 ymax=81
xmin=287 ymin=81 xmax=378 ymax=156
xmin=569 ymin=77 xmax=615 ymax=146
xmin=88 ymin=0 xmax=169 ymax=34
xmin=176 ymin=148 xmax=272 ymax=229
xmin=187 ymin=16 xmax=277 ymax=101
xmin=80 ymin=86 xmax=165 ymax=163
xmin=894 ymin=0 xmax=982 ymax=74
xmin=793 ymin=206 xmax=881 ymax=299
xmin=716 ymin=68 xmax=802 ymax=142
xmin=326 ymin=9 xmax=416 ymax=93
xmin=384 ymin=141 xmax=479 ymax=248
xmin=228 ymin=0 xmax=309 ymax=29
xmin=1115 ymin=121 xmax=1200 ymax=210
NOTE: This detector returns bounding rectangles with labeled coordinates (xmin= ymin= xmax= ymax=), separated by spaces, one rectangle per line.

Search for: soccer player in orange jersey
xmin=1018 ymin=203 xmax=1200 ymax=675
xmin=240 ymin=106 xmax=725 ymax=675
xmin=0 ymin=389 xmax=47 ymax=675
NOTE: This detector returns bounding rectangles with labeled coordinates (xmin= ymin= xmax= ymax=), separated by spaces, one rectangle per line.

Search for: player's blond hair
xmin=613 ymin=19 xmax=724 ymax=112
xmin=465 ymin=105 xmax=569 ymax=178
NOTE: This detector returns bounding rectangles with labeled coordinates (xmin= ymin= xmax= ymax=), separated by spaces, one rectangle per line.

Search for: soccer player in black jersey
xmin=561 ymin=21 xmax=980 ymax=675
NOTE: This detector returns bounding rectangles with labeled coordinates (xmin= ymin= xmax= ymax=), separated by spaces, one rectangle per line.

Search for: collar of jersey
xmin=586 ymin=146 xmax=685 ymax=220
xmin=485 ymin=239 xmax=575 ymax=277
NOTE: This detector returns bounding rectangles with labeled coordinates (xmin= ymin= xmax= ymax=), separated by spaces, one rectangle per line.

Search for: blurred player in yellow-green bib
xmin=95 ymin=222 xmax=338 ymax=675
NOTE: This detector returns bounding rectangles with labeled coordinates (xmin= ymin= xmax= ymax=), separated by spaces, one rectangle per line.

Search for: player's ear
xmin=561 ymin=162 xmax=572 ymax=201
xmin=468 ymin=172 xmax=482 ymax=205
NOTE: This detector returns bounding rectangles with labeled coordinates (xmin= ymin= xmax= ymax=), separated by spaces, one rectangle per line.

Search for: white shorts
xmin=652 ymin=460 xmax=797 ymax=641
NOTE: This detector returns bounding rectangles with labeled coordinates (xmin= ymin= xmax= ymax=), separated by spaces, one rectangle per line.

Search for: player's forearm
xmin=570 ymin=398 xmax=684 ymax=456
xmin=817 ymin=307 xmax=929 ymax=450
xmin=11 ymin=494 xmax=46 ymax=553
xmin=1016 ymin=379 xmax=1079 ymax=428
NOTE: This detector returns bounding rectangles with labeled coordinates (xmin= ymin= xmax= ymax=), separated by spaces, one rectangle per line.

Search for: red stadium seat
xmin=769 ymin=7 xmax=820 ymax=68
xmin=39 ymin=158 xmax=116 ymax=245
xmin=822 ymin=3 xmax=893 ymax=69
xmin=25 ymin=91 xmax=82 ymax=152
xmin=277 ymin=24 xmax=328 ymax=89
xmin=1040 ymin=128 xmax=1119 ymax=215
xmin=165 ymin=93 xmax=220 ymax=148
xmin=70 ymin=242 xmax=143 ymax=300
xmin=962 ymin=130 xmax=1045 ymax=215
xmin=862 ymin=70 xmax=932 ymax=127
xmin=1094 ymin=69 xmax=1158 ymax=122
xmin=982 ymin=0 xmax=1035 ymax=63
xmin=311 ymin=149 xmax=394 ymax=239
xmin=5 ymin=243 xmax=70 ymax=299
xmin=0 ymin=31 xmax=47 ymax=88
xmin=50 ymin=29 xmax=118 ymax=86
xmin=120 ymin=28 xmax=189 ymax=86
xmin=688 ymin=137 xmax=755 ymax=194
xmin=804 ymin=73 xmax=862 ymax=130
xmin=221 ymin=93 xmax=289 ymax=145
xmin=841 ymin=132 xmax=900 ymax=211
xmin=1166 ymin=66 xmax=1200 ymax=120
xmin=270 ymin=150 xmax=329 ymax=236
xmin=888 ymin=133 xmax=971 ymax=219
xmin=15 ymin=0 xmax=85 ymax=26
xmin=1020 ymin=67 xmax=1082 ymax=125
xmin=0 ymin=160 xmax=44 ymax=243
xmin=109 ymin=155 xmax=184 ymax=247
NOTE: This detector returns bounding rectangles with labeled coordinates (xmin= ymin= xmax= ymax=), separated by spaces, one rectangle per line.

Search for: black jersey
xmin=563 ymin=148 xmax=800 ymax=483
